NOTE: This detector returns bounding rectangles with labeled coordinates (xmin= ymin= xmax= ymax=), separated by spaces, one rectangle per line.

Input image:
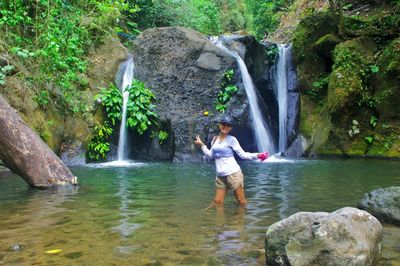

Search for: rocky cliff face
xmin=130 ymin=27 xmax=271 ymax=161
xmin=290 ymin=4 xmax=400 ymax=158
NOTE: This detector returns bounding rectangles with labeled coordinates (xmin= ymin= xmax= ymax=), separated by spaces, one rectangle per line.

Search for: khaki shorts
xmin=215 ymin=170 xmax=244 ymax=190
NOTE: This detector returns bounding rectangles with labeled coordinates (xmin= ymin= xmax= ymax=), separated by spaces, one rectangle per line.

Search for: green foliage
xmin=0 ymin=65 xmax=14 ymax=85
xmin=158 ymin=130 xmax=169 ymax=144
xmin=126 ymin=80 xmax=158 ymax=134
xmin=131 ymin=0 xmax=182 ymax=30
xmin=329 ymin=41 xmax=378 ymax=110
xmin=370 ymin=116 xmax=378 ymax=128
xmin=245 ymin=0 xmax=288 ymax=39
xmin=33 ymin=90 xmax=50 ymax=109
xmin=96 ymin=84 xmax=123 ymax=126
xmin=179 ymin=0 xmax=222 ymax=35
xmin=307 ymin=75 xmax=329 ymax=104
xmin=365 ymin=135 xmax=374 ymax=144
xmin=87 ymin=122 xmax=113 ymax=161
xmin=216 ymin=69 xmax=238 ymax=113
xmin=11 ymin=47 xmax=35 ymax=59
xmin=369 ymin=65 xmax=379 ymax=74
xmin=0 ymin=0 xmax=138 ymax=114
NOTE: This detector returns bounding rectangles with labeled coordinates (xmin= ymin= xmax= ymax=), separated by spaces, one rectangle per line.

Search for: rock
xmin=60 ymin=140 xmax=87 ymax=166
xmin=265 ymin=207 xmax=382 ymax=266
xmin=10 ymin=244 xmax=24 ymax=252
xmin=131 ymin=27 xmax=269 ymax=161
xmin=358 ymin=186 xmax=400 ymax=225
xmin=196 ymin=52 xmax=221 ymax=71
xmin=314 ymin=33 xmax=340 ymax=61
xmin=87 ymin=35 xmax=130 ymax=91
xmin=283 ymin=134 xmax=309 ymax=158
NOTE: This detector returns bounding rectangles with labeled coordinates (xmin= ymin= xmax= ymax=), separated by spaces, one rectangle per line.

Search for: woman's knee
xmin=214 ymin=198 xmax=224 ymax=204
xmin=237 ymin=198 xmax=247 ymax=205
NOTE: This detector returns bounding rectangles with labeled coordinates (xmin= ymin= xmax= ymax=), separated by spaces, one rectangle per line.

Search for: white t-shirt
xmin=201 ymin=135 xmax=258 ymax=176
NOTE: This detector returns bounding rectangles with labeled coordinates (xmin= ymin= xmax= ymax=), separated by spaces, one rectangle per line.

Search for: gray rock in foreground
xmin=265 ymin=207 xmax=382 ymax=266
xmin=358 ymin=186 xmax=400 ymax=225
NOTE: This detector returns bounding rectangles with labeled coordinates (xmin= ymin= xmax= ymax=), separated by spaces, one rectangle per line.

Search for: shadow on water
xmin=0 ymin=159 xmax=399 ymax=265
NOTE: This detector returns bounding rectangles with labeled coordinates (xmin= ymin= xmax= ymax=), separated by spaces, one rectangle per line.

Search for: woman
xmin=194 ymin=114 xmax=268 ymax=208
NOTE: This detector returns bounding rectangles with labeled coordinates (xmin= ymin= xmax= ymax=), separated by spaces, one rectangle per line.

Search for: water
xmin=274 ymin=44 xmax=291 ymax=153
xmin=117 ymin=57 xmax=134 ymax=161
xmin=0 ymin=159 xmax=399 ymax=265
xmin=213 ymin=39 xmax=276 ymax=154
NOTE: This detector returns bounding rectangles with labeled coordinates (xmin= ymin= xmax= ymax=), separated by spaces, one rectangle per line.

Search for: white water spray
xmin=117 ymin=57 xmax=134 ymax=161
xmin=274 ymin=44 xmax=291 ymax=152
xmin=213 ymin=38 xmax=275 ymax=153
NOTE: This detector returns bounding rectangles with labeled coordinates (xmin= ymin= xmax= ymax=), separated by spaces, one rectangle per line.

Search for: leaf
xmin=45 ymin=249 xmax=62 ymax=254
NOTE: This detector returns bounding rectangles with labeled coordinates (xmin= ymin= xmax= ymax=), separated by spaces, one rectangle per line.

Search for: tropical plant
xmin=87 ymin=122 xmax=113 ymax=161
xmin=126 ymin=80 xmax=158 ymax=134
xmin=95 ymin=84 xmax=123 ymax=126
xmin=158 ymin=130 xmax=169 ymax=144
xmin=216 ymin=69 xmax=238 ymax=113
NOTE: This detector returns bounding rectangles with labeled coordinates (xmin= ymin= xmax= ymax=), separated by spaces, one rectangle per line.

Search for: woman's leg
xmin=233 ymin=186 xmax=247 ymax=206
xmin=204 ymin=189 xmax=227 ymax=210
xmin=214 ymin=188 xmax=227 ymax=205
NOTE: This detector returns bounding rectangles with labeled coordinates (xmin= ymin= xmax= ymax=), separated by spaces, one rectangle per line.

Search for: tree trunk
xmin=0 ymin=95 xmax=78 ymax=188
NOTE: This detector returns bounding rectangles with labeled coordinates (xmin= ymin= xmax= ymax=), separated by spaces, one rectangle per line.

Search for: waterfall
xmin=274 ymin=44 xmax=291 ymax=152
xmin=116 ymin=57 xmax=134 ymax=161
xmin=213 ymin=38 xmax=275 ymax=153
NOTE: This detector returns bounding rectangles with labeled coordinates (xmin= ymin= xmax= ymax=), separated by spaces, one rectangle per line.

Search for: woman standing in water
xmin=194 ymin=114 xmax=268 ymax=207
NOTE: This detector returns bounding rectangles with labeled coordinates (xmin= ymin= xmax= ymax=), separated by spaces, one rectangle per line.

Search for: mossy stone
xmin=314 ymin=33 xmax=341 ymax=59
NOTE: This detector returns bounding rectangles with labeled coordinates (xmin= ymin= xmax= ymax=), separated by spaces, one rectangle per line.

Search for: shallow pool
xmin=0 ymin=159 xmax=399 ymax=265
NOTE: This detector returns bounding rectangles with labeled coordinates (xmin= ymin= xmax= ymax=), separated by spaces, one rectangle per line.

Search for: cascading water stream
xmin=274 ymin=44 xmax=291 ymax=152
xmin=213 ymin=38 xmax=275 ymax=153
xmin=116 ymin=57 xmax=134 ymax=161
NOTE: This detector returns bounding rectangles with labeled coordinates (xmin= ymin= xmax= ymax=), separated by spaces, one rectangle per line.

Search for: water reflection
xmin=112 ymin=169 xmax=141 ymax=239
xmin=213 ymin=206 xmax=250 ymax=265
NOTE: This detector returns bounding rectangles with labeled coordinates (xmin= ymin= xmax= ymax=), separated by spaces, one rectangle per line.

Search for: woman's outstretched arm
xmin=195 ymin=135 xmax=213 ymax=158
xmin=230 ymin=136 xmax=259 ymax=160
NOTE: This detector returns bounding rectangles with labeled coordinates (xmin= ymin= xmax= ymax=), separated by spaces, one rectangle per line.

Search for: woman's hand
xmin=194 ymin=135 xmax=205 ymax=147
xmin=257 ymin=152 xmax=269 ymax=161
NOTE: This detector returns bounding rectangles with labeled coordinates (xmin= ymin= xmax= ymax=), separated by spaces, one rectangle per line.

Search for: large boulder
xmin=131 ymin=27 xmax=268 ymax=161
xmin=358 ymin=186 xmax=400 ymax=225
xmin=265 ymin=207 xmax=382 ymax=266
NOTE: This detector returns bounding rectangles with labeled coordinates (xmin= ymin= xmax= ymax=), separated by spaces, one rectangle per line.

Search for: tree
xmin=328 ymin=0 xmax=345 ymax=37
xmin=0 ymin=95 xmax=78 ymax=188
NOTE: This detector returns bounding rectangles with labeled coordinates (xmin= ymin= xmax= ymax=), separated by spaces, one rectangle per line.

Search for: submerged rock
xmin=265 ymin=207 xmax=382 ymax=266
xmin=358 ymin=186 xmax=400 ymax=225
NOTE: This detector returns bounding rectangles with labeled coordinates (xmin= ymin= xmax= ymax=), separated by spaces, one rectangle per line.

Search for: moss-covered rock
xmin=292 ymin=11 xmax=338 ymax=93
xmin=328 ymin=38 xmax=376 ymax=111
xmin=314 ymin=33 xmax=341 ymax=59
xmin=293 ymin=3 xmax=400 ymax=158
